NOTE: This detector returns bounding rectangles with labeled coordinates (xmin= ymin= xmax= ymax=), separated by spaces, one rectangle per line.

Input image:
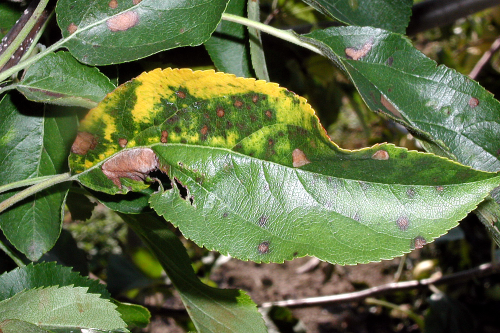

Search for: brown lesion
xmin=71 ymin=132 xmax=98 ymax=155
xmin=101 ymin=148 xmax=159 ymax=188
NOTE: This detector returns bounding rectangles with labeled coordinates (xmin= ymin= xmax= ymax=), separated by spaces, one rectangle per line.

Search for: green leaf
xmin=302 ymin=0 xmax=412 ymax=34
xmin=69 ymin=69 xmax=500 ymax=265
xmin=112 ymin=300 xmax=151 ymax=329
xmin=122 ymin=213 xmax=267 ymax=333
xmin=0 ymin=94 xmax=77 ymax=261
xmin=0 ymin=286 xmax=127 ymax=331
xmin=425 ymin=293 xmax=475 ymax=333
xmin=247 ymin=0 xmax=269 ymax=81
xmin=301 ymin=26 xmax=500 ymax=173
xmin=0 ymin=319 xmax=52 ymax=333
xmin=16 ymin=51 xmax=115 ymax=108
xmin=205 ymin=0 xmax=253 ymax=78
xmin=56 ymin=0 xmax=230 ymax=66
xmin=0 ymin=3 xmax=20 ymax=39
xmin=0 ymin=262 xmax=110 ymax=301
xmin=65 ymin=190 xmax=97 ymax=221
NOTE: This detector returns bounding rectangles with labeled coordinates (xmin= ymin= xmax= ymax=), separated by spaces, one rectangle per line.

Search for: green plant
xmin=0 ymin=0 xmax=499 ymax=332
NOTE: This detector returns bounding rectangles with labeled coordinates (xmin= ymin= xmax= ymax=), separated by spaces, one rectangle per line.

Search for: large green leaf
xmin=0 ymin=262 xmax=109 ymax=301
xmin=301 ymin=26 xmax=500 ymax=173
xmin=69 ymin=69 xmax=500 ymax=264
xmin=15 ymin=51 xmax=115 ymax=108
xmin=0 ymin=94 xmax=76 ymax=261
xmin=204 ymin=0 xmax=253 ymax=78
xmin=301 ymin=0 xmax=413 ymax=34
xmin=122 ymin=213 xmax=267 ymax=333
xmin=0 ymin=319 xmax=52 ymax=333
xmin=0 ymin=286 xmax=127 ymax=332
xmin=56 ymin=0 xmax=230 ymax=66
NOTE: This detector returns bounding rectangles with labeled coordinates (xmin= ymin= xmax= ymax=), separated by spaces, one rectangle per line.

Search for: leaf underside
xmin=70 ymin=68 xmax=500 ymax=264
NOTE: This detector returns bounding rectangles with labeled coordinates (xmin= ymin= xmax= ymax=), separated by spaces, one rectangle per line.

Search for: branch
xmin=469 ymin=36 xmax=500 ymax=80
xmin=260 ymin=262 xmax=500 ymax=308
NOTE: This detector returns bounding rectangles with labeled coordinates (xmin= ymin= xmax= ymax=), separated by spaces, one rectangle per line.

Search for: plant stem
xmin=0 ymin=238 xmax=25 ymax=267
xmin=0 ymin=38 xmax=67 ymax=83
xmin=0 ymin=0 xmax=50 ymax=71
xmin=221 ymin=13 xmax=324 ymax=55
xmin=365 ymin=297 xmax=425 ymax=329
xmin=0 ymin=175 xmax=59 ymax=194
xmin=0 ymin=172 xmax=75 ymax=214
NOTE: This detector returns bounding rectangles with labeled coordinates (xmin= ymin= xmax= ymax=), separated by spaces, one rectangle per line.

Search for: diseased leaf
xmin=0 ymin=95 xmax=77 ymax=261
xmin=56 ymin=0 xmax=230 ymax=66
xmin=301 ymin=26 xmax=500 ymax=173
xmin=16 ymin=51 xmax=115 ymax=108
xmin=0 ymin=286 xmax=127 ymax=331
xmin=0 ymin=319 xmax=51 ymax=333
xmin=122 ymin=213 xmax=267 ymax=333
xmin=69 ymin=69 xmax=500 ymax=264
xmin=301 ymin=0 xmax=413 ymax=34
xmin=205 ymin=0 xmax=253 ymax=78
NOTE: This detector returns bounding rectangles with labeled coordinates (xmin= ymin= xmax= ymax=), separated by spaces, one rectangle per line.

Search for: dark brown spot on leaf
xmin=396 ymin=216 xmax=410 ymax=231
xmin=372 ymin=150 xmax=389 ymax=160
xmin=250 ymin=114 xmax=257 ymax=122
xmin=216 ymin=107 xmax=225 ymax=117
xmin=468 ymin=97 xmax=479 ymax=108
xmin=101 ymin=148 xmax=158 ymax=188
xmin=226 ymin=121 xmax=233 ymax=129
xmin=265 ymin=110 xmax=272 ymax=119
xmin=258 ymin=241 xmax=270 ymax=254
xmin=258 ymin=215 xmax=268 ymax=227
xmin=200 ymin=125 xmax=208 ymax=136
xmin=67 ymin=23 xmax=78 ymax=34
xmin=345 ymin=40 xmax=373 ymax=60
xmin=292 ymin=149 xmax=311 ymax=167
xmin=176 ymin=90 xmax=186 ymax=99
xmin=118 ymin=138 xmax=128 ymax=148
xmin=223 ymin=212 xmax=229 ymax=218
xmin=406 ymin=188 xmax=416 ymax=198
xmin=413 ymin=236 xmax=426 ymax=249
xmin=106 ymin=11 xmax=139 ymax=32
xmin=252 ymin=95 xmax=259 ymax=103
xmin=234 ymin=100 xmax=243 ymax=108
xmin=268 ymin=138 xmax=274 ymax=146
xmin=71 ymin=132 xmax=98 ymax=155
xmin=133 ymin=0 xmax=141 ymax=4
xmin=436 ymin=185 xmax=444 ymax=192
xmin=109 ymin=0 xmax=118 ymax=8
xmin=161 ymin=130 xmax=168 ymax=143
xmin=386 ymin=56 xmax=394 ymax=66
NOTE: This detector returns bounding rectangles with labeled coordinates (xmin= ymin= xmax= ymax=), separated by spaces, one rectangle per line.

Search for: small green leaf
xmin=16 ymin=51 xmax=115 ymax=108
xmin=56 ymin=0 xmax=230 ymax=66
xmin=122 ymin=213 xmax=267 ymax=333
xmin=0 ymin=94 xmax=77 ymax=261
xmin=0 ymin=262 xmax=110 ymax=301
xmin=0 ymin=3 xmax=20 ymax=39
xmin=301 ymin=26 xmax=500 ymax=172
xmin=247 ymin=0 xmax=269 ymax=81
xmin=65 ymin=191 xmax=97 ymax=221
xmin=112 ymin=300 xmax=151 ymax=329
xmin=205 ymin=0 xmax=253 ymax=78
xmin=0 ymin=319 xmax=52 ymax=333
xmin=0 ymin=286 xmax=127 ymax=331
xmin=69 ymin=69 xmax=500 ymax=265
xmin=302 ymin=0 xmax=413 ymax=34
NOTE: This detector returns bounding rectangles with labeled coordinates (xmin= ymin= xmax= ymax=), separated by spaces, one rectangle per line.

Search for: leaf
xmin=16 ymin=51 xmax=115 ymax=108
xmin=204 ymin=0 xmax=253 ymax=78
xmin=301 ymin=26 xmax=500 ymax=173
xmin=301 ymin=0 xmax=413 ymax=34
xmin=0 ymin=262 xmax=110 ymax=301
xmin=65 ymin=190 xmax=97 ymax=221
xmin=247 ymin=0 xmax=269 ymax=81
xmin=112 ymin=300 xmax=151 ymax=329
xmin=69 ymin=69 xmax=500 ymax=264
xmin=0 ymin=94 xmax=77 ymax=261
xmin=56 ymin=0 xmax=230 ymax=66
xmin=425 ymin=293 xmax=475 ymax=333
xmin=122 ymin=213 xmax=267 ymax=333
xmin=0 ymin=286 xmax=127 ymax=331
xmin=0 ymin=319 xmax=52 ymax=333
xmin=0 ymin=3 xmax=20 ymax=39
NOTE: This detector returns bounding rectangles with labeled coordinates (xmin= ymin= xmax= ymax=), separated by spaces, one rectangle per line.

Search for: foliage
xmin=0 ymin=0 xmax=499 ymax=332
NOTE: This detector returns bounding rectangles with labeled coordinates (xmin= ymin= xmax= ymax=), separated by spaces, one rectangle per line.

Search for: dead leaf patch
xmin=71 ymin=132 xmax=98 ymax=155
xmin=292 ymin=149 xmax=311 ymax=167
xmin=101 ymin=148 xmax=158 ymax=188
xmin=106 ymin=11 xmax=139 ymax=32
xmin=345 ymin=40 xmax=373 ymax=60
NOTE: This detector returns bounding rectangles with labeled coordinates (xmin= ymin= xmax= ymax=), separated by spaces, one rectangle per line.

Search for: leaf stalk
xmin=0 ymin=172 xmax=75 ymax=215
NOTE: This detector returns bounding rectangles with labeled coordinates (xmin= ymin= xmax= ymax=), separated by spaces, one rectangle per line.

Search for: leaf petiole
xmin=221 ymin=13 xmax=324 ymax=56
xmin=0 ymin=172 xmax=76 ymax=214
